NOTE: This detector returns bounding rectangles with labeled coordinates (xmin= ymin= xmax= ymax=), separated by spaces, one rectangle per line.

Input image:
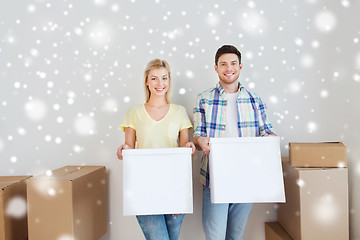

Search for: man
xmin=193 ymin=45 xmax=276 ymax=240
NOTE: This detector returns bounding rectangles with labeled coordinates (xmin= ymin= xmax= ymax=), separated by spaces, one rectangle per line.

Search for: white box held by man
xmin=209 ymin=136 xmax=285 ymax=203
xmin=123 ymin=147 xmax=193 ymax=216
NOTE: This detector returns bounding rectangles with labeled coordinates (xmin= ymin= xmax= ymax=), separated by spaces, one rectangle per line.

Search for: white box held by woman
xmin=209 ymin=136 xmax=285 ymax=203
xmin=123 ymin=147 xmax=193 ymax=216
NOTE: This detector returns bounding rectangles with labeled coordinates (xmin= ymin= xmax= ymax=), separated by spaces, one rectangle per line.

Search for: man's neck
xmin=219 ymin=81 xmax=239 ymax=93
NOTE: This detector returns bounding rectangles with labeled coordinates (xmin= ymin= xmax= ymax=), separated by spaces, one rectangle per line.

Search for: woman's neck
xmin=146 ymin=96 xmax=168 ymax=107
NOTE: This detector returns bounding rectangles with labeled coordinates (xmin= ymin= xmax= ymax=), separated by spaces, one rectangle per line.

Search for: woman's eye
xmin=151 ymin=78 xmax=156 ymax=80
xmin=163 ymin=77 xmax=168 ymax=81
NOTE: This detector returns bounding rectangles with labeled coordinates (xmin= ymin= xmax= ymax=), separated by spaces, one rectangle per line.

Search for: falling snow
xmin=5 ymin=196 xmax=27 ymax=218
xmin=300 ymin=54 xmax=315 ymax=68
xmin=179 ymin=88 xmax=186 ymax=95
xmin=356 ymin=52 xmax=360 ymax=68
xmin=314 ymin=10 xmax=337 ymax=32
xmin=313 ymin=194 xmax=338 ymax=224
xmin=0 ymin=138 xmax=4 ymax=152
xmin=57 ymin=235 xmax=74 ymax=240
xmin=24 ymin=99 xmax=47 ymax=121
xmin=0 ymin=0 xmax=359 ymax=239
xmin=239 ymin=10 xmax=267 ymax=36
xmin=307 ymin=122 xmax=318 ymax=133
xmin=74 ymin=115 xmax=96 ymax=135
xmin=102 ymin=98 xmax=118 ymax=112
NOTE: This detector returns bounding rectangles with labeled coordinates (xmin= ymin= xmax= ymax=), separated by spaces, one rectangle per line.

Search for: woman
xmin=117 ymin=59 xmax=195 ymax=240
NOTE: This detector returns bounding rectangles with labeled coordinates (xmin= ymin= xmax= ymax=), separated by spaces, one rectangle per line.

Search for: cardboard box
xmin=209 ymin=136 xmax=285 ymax=203
xmin=123 ymin=148 xmax=193 ymax=216
xmin=278 ymin=162 xmax=349 ymax=240
xmin=265 ymin=222 xmax=292 ymax=240
xmin=0 ymin=176 xmax=31 ymax=240
xmin=27 ymin=166 xmax=107 ymax=240
xmin=289 ymin=142 xmax=346 ymax=168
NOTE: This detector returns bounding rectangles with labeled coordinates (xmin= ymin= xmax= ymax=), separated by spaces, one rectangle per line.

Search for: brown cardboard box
xmin=289 ymin=142 xmax=346 ymax=168
xmin=0 ymin=176 xmax=31 ymax=240
xmin=27 ymin=166 xmax=107 ymax=240
xmin=265 ymin=222 xmax=292 ymax=240
xmin=278 ymin=162 xmax=349 ymax=240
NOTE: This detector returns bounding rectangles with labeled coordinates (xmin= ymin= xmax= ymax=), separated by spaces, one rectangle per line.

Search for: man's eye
xmin=151 ymin=78 xmax=156 ymax=80
xmin=163 ymin=77 xmax=168 ymax=81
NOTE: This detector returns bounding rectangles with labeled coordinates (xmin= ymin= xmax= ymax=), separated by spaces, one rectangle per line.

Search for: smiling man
xmin=193 ymin=45 xmax=276 ymax=240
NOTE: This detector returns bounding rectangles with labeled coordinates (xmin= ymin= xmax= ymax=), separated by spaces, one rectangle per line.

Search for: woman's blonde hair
xmin=144 ymin=59 xmax=171 ymax=103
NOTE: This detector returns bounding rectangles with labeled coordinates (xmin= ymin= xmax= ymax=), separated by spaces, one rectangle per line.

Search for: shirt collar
xmin=216 ymin=82 xmax=242 ymax=95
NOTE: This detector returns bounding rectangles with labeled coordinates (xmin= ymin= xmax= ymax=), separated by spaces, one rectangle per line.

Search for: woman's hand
xmin=116 ymin=144 xmax=132 ymax=160
xmin=185 ymin=142 xmax=196 ymax=156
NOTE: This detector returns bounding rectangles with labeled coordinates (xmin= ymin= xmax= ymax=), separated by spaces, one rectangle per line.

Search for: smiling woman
xmin=143 ymin=59 xmax=172 ymax=104
xmin=147 ymin=68 xmax=169 ymax=99
xmin=116 ymin=59 xmax=195 ymax=240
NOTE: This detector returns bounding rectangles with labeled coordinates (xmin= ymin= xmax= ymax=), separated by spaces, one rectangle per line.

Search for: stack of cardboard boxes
xmin=0 ymin=165 xmax=107 ymax=240
xmin=266 ymin=142 xmax=349 ymax=240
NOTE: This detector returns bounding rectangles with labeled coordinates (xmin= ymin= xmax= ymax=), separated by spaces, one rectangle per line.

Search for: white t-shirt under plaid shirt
xmin=193 ymin=83 xmax=274 ymax=187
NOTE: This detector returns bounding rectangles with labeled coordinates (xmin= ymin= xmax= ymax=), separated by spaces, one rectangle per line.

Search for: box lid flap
xmin=289 ymin=142 xmax=344 ymax=147
xmin=30 ymin=166 xmax=105 ymax=180
xmin=0 ymin=176 xmax=32 ymax=190
xmin=297 ymin=167 xmax=348 ymax=171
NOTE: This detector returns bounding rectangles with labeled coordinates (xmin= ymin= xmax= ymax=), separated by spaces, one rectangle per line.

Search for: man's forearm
xmin=193 ymin=136 xmax=202 ymax=150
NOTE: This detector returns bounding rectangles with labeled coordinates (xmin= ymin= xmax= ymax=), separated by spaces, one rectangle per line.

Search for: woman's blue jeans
xmin=136 ymin=214 xmax=184 ymax=240
xmin=202 ymin=186 xmax=253 ymax=240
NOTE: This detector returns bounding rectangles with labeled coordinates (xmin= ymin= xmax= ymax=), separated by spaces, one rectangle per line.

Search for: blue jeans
xmin=202 ymin=186 xmax=253 ymax=240
xmin=136 ymin=214 xmax=184 ymax=240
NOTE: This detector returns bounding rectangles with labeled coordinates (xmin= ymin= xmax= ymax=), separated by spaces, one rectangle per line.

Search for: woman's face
xmin=146 ymin=67 xmax=170 ymax=99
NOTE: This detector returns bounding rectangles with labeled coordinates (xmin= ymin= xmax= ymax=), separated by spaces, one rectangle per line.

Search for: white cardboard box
xmin=123 ymin=147 xmax=193 ymax=216
xmin=209 ymin=136 xmax=285 ymax=203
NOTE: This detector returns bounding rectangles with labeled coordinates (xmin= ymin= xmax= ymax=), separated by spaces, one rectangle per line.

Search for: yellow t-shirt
xmin=120 ymin=104 xmax=193 ymax=149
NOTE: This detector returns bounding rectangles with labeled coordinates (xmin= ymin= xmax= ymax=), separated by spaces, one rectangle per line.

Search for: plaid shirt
xmin=193 ymin=83 xmax=274 ymax=187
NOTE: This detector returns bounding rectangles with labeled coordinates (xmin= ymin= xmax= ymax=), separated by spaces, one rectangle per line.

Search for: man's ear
xmin=214 ymin=64 xmax=218 ymax=71
xmin=239 ymin=63 xmax=243 ymax=70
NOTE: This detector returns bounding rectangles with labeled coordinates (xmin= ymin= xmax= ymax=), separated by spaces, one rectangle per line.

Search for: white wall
xmin=1 ymin=0 xmax=360 ymax=239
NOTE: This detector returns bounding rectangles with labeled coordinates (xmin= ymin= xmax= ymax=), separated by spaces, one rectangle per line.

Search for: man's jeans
xmin=136 ymin=214 xmax=184 ymax=240
xmin=202 ymin=186 xmax=253 ymax=240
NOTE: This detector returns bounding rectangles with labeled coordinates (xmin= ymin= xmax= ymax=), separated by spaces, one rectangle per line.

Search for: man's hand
xmin=194 ymin=136 xmax=211 ymax=155
xmin=116 ymin=144 xmax=132 ymax=160
xmin=267 ymin=133 xmax=277 ymax=137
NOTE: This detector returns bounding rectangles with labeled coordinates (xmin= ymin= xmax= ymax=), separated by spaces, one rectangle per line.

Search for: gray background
xmin=1 ymin=0 xmax=359 ymax=239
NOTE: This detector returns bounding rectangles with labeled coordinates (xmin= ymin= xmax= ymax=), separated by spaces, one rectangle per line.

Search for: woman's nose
xmin=155 ymin=79 xmax=163 ymax=86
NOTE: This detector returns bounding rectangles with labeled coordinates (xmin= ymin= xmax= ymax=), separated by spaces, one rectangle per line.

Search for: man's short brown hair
xmin=215 ymin=45 xmax=241 ymax=65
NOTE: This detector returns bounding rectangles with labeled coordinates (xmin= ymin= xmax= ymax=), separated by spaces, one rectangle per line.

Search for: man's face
xmin=215 ymin=53 xmax=242 ymax=85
